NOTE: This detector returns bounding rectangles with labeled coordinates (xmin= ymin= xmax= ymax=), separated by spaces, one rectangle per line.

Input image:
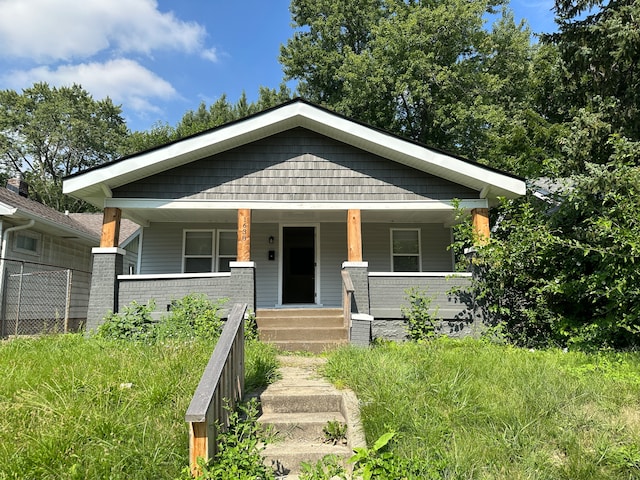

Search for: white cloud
xmin=0 ymin=0 xmax=215 ymax=62
xmin=201 ymin=47 xmax=219 ymax=63
xmin=1 ymin=59 xmax=177 ymax=115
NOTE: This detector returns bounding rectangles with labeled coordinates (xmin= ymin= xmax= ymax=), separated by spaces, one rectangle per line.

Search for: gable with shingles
xmin=113 ymin=128 xmax=477 ymax=202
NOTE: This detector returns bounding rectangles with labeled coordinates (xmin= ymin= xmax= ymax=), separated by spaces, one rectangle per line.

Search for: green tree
xmin=541 ymin=0 xmax=640 ymax=173
xmin=280 ymin=0 xmax=554 ymax=176
xmin=457 ymin=150 xmax=640 ymax=350
xmin=123 ymin=86 xmax=292 ymax=154
xmin=0 ymin=82 xmax=128 ymax=212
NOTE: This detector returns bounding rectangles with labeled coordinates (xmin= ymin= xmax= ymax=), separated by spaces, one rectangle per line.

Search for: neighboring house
xmin=63 ymin=99 xmax=525 ymax=342
xmin=0 ymin=180 xmax=98 ymax=336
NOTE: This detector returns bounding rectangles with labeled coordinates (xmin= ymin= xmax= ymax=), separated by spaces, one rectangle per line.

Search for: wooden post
xmin=471 ymin=208 xmax=490 ymax=245
xmin=347 ymin=209 xmax=362 ymax=262
xmin=189 ymin=422 xmax=208 ymax=477
xmin=100 ymin=207 xmax=121 ymax=248
xmin=237 ymin=209 xmax=251 ymax=262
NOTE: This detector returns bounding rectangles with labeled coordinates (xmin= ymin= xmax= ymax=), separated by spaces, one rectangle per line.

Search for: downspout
xmin=0 ymin=219 xmax=35 ymax=334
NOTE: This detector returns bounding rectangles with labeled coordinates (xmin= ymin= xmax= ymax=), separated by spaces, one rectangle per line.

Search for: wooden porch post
xmin=471 ymin=208 xmax=490 ymax=245
xmin=347 ymin=209 xmax=362 ymax=262
xmin=237 ymin=209 xmax=251 ymax=262
xmin=100 ymin=207 xmax=121 ymax=248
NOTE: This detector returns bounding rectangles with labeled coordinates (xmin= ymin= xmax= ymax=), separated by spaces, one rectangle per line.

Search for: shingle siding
xmin=113 ymin=128 xmax=478 ymax=202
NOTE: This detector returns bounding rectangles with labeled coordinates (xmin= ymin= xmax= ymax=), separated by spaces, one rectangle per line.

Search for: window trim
xmin=182 ymin=229 xmax=215 ymax=273
xmin=13 ymin=230 xmax=41 ymax=257
xmin=216 ymin=229 xmax=237 ymax=273
xmin=390 ymin=228 xmax=422 ymax=272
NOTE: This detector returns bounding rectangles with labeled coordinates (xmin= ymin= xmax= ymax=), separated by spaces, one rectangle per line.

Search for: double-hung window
xmin=183 ymin=229 xmax=237 ymax=273
xmin=183 ymin=230 xmax=214 ymax=273
xmin=391 ymin=229 xmax=421 ymax=272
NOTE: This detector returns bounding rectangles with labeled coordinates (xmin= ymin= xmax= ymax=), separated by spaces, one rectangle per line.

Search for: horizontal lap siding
xmin=113 ymin=128 xmax=477 ymax=202
xmin=363 ymin=223 xmax=454 ymax=272
xmin=369 ymin=275 xmax=473 ymax=319
xmin=252 ymin=223 xmax=279 ymax=308
xmin=320 ymin=223 xmax=346 ymax=307
xmin=140 ymin=222 xmax=236 ymax=274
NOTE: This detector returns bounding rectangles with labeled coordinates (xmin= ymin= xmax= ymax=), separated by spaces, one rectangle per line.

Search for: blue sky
xmin=0 ymin=0 xmax=556 ymax=133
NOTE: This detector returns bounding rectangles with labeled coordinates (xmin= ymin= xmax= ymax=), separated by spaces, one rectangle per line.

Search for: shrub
xmin=96 ymin=300 xmax=156 ymax=342
xmin=156 ymin=294 xmax=226 ymax=342
xmin=401 ymin=288 xmax=440 ymax=341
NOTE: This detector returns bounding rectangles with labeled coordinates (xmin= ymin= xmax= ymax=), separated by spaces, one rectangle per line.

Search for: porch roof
xmin=64 ymin=99 xmax=526 ymax=211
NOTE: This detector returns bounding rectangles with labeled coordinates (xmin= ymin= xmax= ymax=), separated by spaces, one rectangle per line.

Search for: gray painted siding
xmin=139 ymin=222 xmax=237 ymax=274
xmin=319 ymin=223 xmax=346 ymax=307
xmin=113 ymin=128 xmax=478 ymax=202
xmin=137 ymin=221 xmax=456 ymax=309
xmin=363 ymin=223 xmax=453 ymax=272
xmin=252 ymin=223 xmax=279 ymax=308
xmin=6 ymin=227 xmax=93 ymax=272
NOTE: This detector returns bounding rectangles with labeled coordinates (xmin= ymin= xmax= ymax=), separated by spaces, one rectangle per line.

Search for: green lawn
xmin=323 ymin=339 xmax=640 ymax=479
xmin=0 ymin=334 xmax=278 ymax=480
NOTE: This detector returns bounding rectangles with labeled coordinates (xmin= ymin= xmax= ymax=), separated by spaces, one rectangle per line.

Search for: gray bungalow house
xmin=63 ymin=99 xmax=525 ymax=346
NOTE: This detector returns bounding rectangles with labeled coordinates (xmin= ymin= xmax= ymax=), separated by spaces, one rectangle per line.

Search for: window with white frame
xmin=216 ymin=230 xmax=237 ymax=272
xmin=183 ymin=230 xmax=214 ymax=273
xmin=391 ymin=229 xmax=421 ymax=272
xmin=14 ymin=231 xmax=41 ymax=256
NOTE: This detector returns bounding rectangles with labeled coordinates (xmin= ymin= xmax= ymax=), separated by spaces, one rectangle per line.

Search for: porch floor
xmin=256 ymin=308 xmax=348 ymax=353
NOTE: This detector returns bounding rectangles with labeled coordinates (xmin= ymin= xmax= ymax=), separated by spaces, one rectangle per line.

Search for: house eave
xmin=63 ymin=100 xmax=526 ymax=208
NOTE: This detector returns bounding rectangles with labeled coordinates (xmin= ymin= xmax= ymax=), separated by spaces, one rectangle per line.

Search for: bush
xmin=96 ymin=300 xmax=156 ymax=342
xmin=452 ymin=156 xmax=640 ymax=350
xmin=97 ymin=294 xmax=226 ymax=343
xmin=156 ymin=294 xmax=226 ymax=342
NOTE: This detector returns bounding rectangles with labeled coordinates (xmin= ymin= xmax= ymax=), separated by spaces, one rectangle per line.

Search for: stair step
xmin=259 ymin=326 xmax=348 ymax=342
xmin=256 ymin=315 xmax=345 ymax=328
xmin=263 ymin=442 xmax=352 ymax=475
xmin=259 ymin=411 xmax=346 ymax=441
xmin=261 ymin=390 xmax=343 ymax=414
xmin=265 ymin=340 xmax=349 ymax=354
xmin=257 ymin=308 xmax=342 ymax=319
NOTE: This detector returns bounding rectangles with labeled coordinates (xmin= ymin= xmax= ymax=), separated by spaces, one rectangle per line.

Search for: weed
xmin=300 ymin=454 xmax=347 ymax=480
xmin=323 ymin=420 xmax=347 ymax=445
xmin=401 ymin=287 xmax=440 ymax=341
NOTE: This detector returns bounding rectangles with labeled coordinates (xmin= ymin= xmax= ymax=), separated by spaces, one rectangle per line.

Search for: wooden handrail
xmin=342 ymin=270 xmax=355 ymax=330
xmin=185 ymin=303 xmax=247 ymax=477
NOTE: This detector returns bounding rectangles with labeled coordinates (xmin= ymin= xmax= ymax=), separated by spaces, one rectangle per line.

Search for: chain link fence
xmin=1 ymin=259 xmax=88 ymax=337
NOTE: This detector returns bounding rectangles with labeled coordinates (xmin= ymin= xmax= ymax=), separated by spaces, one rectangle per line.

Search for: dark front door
xmin=282 ymin=227 xmax=316 ymax=304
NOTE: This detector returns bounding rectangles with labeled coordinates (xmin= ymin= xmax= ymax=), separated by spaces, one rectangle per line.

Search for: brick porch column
xmin=229 ymin=261 xmax=256 ymax=313
xmin=86 ymin=247 xmax=125 ymax=334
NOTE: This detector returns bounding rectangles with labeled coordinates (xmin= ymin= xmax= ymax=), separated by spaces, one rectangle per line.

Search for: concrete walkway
xmin=258 ymin=355 xmax=366 ymax=478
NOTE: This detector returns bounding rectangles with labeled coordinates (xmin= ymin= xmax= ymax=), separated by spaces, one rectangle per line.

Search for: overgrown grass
xmin=323 ymin=338 xmax=640 ymax=479
xmin=0 ymin=334 xmax=278 ymax=480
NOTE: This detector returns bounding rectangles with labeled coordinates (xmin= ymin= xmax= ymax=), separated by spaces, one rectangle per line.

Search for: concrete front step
xmin=257 ymin=308 xmax=343 ymax=318
xmin=259 ymin=411 xmax=346 ymax=441
xmin=266 ymin=340 xmax=349 ymax=354
xmin=260 ymin=326 xmax=348 ymax=342
xmin=257 ymin=315 xmax=345 ymax=328
xmin=261 ymin=390 xmax=344 ymax=414
xmin=263 ymin=442 xmax=352 ymax=476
